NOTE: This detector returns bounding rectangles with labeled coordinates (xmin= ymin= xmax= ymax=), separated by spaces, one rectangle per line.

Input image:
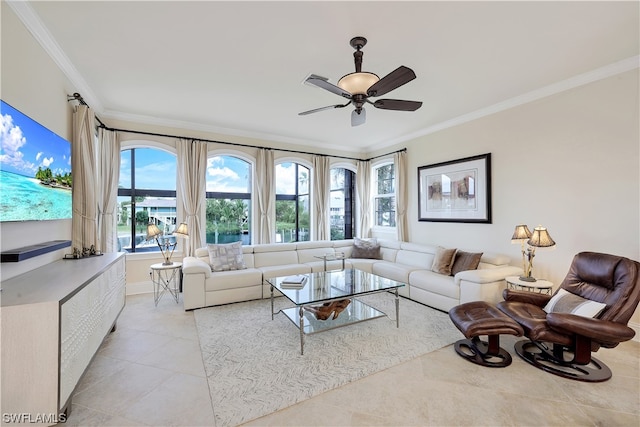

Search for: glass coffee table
xmin=267 ymin=269 xmax=405 ymax=354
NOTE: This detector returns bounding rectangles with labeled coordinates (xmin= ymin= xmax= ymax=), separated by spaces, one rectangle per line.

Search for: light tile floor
xmin=63 ymin=294 xmax=640 ymax=427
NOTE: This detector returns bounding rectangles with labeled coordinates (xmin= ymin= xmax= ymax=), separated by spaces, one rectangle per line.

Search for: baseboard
xmin=126 ymin=280 xmax=153 ymax=295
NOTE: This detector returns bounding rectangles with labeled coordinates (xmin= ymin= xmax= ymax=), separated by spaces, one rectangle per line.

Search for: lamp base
xmin=162 ymin=260 xmax=174 ymax=266
xmin=519 ymin=276 xmax=537 ymax=282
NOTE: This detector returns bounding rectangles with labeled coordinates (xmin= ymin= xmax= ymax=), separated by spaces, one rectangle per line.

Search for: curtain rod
xmin=66 ymin=93 xmax=406 ymax=162
xmin=66 ymin=93 xmax=107 ymax=128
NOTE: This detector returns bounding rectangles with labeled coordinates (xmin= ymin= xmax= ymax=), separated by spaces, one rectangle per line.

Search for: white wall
xmin=402 ymin=70 xmax=639 ymax=287
xmin=1 ymin=5 xmax=75 ymax=279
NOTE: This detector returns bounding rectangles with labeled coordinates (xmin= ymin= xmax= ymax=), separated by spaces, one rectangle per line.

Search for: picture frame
xmin=418 ymin=153 xmax=492 ymax=223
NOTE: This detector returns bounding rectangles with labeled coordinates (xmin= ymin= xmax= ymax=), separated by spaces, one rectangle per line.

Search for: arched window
xmin=205 ymin=155 xmax=252 ymax=245
xmin=330 ymin=167 xmax=355 ymax=240
xmin=275 ymin=162 xmax=310 ymax=242
xmin=117 ymin=147 xmax=177 ymax=253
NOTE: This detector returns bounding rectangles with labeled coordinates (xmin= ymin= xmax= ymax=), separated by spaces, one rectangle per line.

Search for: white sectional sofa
xmin=181 ymin=239 xmax=522 ymax=312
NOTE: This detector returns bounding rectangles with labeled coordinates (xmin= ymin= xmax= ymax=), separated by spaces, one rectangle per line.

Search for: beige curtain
xmin=395 ymin=150 xmax=409 ymax=241
xmin=71 ymin=105 xmax=98 ymax=252
xmin=177 ymin=139 xmax=207 ymax=256
xmin=97 ymin=128 xmax=121 ymax=253
xmin=356 ymin=160 xmax=371 ymax=238
xmin=312 ymin=155 xmax=330 ymax=240
xmin=256 ymin=148 xmax=275 ymax=244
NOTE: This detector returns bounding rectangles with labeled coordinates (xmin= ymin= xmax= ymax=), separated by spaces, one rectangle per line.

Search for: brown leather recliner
xmin=497 ymin=251 xmax=640 ymax=382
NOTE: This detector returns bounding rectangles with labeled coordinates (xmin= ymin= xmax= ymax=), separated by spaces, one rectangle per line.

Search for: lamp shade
xmin=146 ymin=223 xmax=162 ymax=240
xmin=528 ymin=226 xmax=556 ymax=248
xmin=511 ymin=224 xmax=532 ymax=243
xmin=337 ymin=72 xmax=380 ymax=95
xmin=173 ymin=222 xmax=189 ymax=238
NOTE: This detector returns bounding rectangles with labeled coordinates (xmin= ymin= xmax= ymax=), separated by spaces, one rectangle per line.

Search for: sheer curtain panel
xmin=177 ymin=139 xmax=207 ymax=256
xmin=356 ymin=160 xmax=371 ymax=238
xmin=97 ymin=128 xmax=120 ymax=253
xmin=395 ymin=150 xmax=409 ymax=241
xmin=312 ymin=155 xmax=330 ymax=240
xmin=71 ymin=105 xmax=98 ymax=252
xmin=256 ymin=148 xmax=275 ymax=244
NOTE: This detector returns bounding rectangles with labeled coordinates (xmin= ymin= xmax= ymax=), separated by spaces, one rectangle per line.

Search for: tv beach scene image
xmin=0 ymin=100 xmax=72 ymax=222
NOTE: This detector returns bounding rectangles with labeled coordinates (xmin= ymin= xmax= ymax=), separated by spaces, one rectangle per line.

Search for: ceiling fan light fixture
xmin=337 ymin=72 xmax=379 ymax=95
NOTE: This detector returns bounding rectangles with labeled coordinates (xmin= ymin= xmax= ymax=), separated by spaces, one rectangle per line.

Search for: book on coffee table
xmin=280 ymin=275 xmax=308 ymax=288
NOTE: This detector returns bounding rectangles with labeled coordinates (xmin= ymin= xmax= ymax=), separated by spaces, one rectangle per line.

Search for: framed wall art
xmin=418 ymin=153 xmax=491 ymax=223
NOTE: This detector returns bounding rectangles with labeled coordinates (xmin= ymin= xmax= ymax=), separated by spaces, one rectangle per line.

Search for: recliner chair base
xmin=515 ymin=340 xmax=612 ymax=382
xmin=454 ymin=336 xmax=513 ymax=368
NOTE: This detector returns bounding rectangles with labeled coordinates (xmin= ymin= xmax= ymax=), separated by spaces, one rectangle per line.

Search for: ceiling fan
xmin=299 ymin=36 xmax=422 ymax=127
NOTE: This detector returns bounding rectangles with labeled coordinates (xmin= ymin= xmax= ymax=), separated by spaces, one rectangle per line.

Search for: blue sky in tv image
xmin=0 ymin=100 xmax=71 ymax=178
xmin=0 ymin=100 xmax=72 ymax=222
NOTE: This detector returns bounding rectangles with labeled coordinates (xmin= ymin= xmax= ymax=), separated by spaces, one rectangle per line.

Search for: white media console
xmin=1 ymin=253 xmax=126 ymax=425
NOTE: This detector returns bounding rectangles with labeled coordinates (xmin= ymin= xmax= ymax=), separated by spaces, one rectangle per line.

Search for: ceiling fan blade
xmin=351 ymin=108 xmax=366 ymax=127
xmin=367 ymin=66 xmax=416 ymax=97
xmin=299 ymin=102 xmax=351 ymax=116
xmin=305 ymin=76 xmax=352 ymax=99
xmin=372 ymin=99 xmax=423 ymax=111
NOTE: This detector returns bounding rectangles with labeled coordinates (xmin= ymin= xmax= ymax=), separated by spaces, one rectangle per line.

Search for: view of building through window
xmin=330 ymin=168 xmax=355 ymax=240
xmin=374 ymin=163 xmax=396 ymax=227
xmin=205 ymin=155 xmax=251 ymax=245
xmin=276 ymin=162 xmax=310 ymax=242
xmin=117 ymin=148 xmax=177 ymax=252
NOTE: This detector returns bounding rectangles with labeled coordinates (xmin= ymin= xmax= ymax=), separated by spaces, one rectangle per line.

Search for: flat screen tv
xmin=0 ymin=100 xmax=72 ymax=222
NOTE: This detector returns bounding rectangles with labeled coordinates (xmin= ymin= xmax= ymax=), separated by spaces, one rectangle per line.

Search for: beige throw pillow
xmin=351 ymin=237 xmax=381 ymax=259
xmin=543 ymin=288 xmax=606 ymax=318
xmin=207 ymin=241 xmax=246 ymax=272
xmin=431 ymin=246 xmax=457 ymax=275
xmin=450 ymin=251 xmax=483 ymax=276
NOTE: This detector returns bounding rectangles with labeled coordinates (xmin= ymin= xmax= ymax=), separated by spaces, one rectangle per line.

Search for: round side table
xmin=505 ymin=275 xmax=553 ymax=294
xmin=150 ymin=262 xmax=182 ymax=306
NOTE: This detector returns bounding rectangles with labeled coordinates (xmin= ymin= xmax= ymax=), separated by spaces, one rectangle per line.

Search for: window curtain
xmin=356 ymin=160 xmax=371 ymax=238
xmin=177 ymin=139 xmax=207 ymax=257
xmin=256 ymin=148 xmax=275 ymax=244
xmin=96 ymin=128 xmax=120 ymax=253
xmin=71 ymin=105 xmax=98 ymax=252
xmin=394 ymin=150 xmax=409 ymax=241
xmin=312 ymin=155 xmax=330 ymax=240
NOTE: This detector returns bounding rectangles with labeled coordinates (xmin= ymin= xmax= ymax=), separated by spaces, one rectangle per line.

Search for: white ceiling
xmin=14 ymin=1 xmax=640 ymax=153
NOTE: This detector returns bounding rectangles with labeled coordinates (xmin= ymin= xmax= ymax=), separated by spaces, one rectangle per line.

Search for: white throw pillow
xmin=207 ymin=241 xmax=247 ymax=272
xmin=543 ymin=288 xmax=606 ymax=318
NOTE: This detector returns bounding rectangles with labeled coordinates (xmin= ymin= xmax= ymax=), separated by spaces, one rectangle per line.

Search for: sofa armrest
xmin=457 ymin=266 xmax=523 ymax=305
xmin=455 ymin=266 xmax=522 ymax=284
xmin=502 ymin=288 xmax=552 ymax=306
xmin=182 ymin=256 xmax=212 ymax=278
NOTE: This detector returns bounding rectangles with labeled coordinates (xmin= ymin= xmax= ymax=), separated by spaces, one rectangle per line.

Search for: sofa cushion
xmin=409 ymin=269 xmax=460 ymax=299
xmin=372 ymin=261 xmax=418 ymax=284
xmin=351 ymin=237 xmax=381 ymax=259
xmin=259 ymin=264 xmax=311 ymax=279
xmin=204 ymin=268 xmax=263 ymax=292
xmin=207 ymin=241 xmax=247 ymax=272
xmin=451 ymin=251 xmax=483 ymax=276
xmin=431 ymin=246 xmax=457 ymax=275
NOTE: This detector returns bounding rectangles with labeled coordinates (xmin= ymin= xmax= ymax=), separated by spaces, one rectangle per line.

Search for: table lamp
xmin=523 ymin=225 xmax=556 ymax=282
xmin=511 ymin=224 xmax=532 ymax=279
xmin=147 ymin=222 xmax=188 ymax=265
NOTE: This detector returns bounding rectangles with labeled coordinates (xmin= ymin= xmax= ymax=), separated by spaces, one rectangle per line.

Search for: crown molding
xmin=6 ymin=0 xmax=104 ymax=112
xmin=371 ymin=55 xmax=640 ymax=151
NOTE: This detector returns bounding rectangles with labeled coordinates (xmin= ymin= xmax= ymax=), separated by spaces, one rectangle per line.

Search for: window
xmin=374 ymin=163 xmax=396 ymax=227
xmin=117 ymin=147 xmax=177 ymax=253
xmin=205 ymin=155 xmax=252 ymax=245
xmin=275 ymin=162 xmax=310 ymax=242
xmin=330 ymin=168 xmax=355 ymax=240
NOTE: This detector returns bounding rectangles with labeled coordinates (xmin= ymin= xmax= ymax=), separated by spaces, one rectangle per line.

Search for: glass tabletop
xmin=267 ymin=268 xmax=405 ymax=306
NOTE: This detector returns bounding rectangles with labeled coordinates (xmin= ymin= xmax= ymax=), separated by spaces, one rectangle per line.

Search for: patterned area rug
xmin=194 ymin=293 xmax=459 ymax=427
